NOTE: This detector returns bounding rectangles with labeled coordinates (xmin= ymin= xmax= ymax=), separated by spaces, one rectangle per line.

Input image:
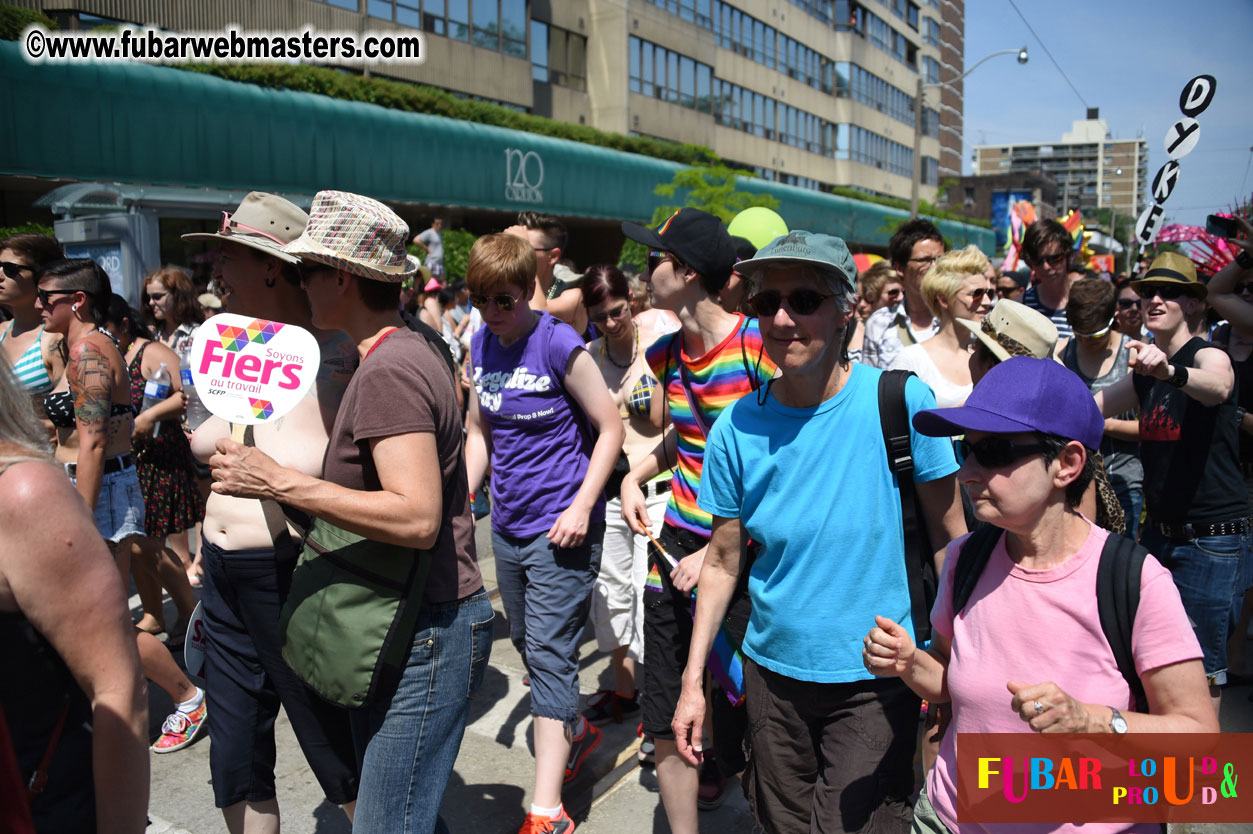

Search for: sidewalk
xmin=142 ymin=520 xmax=1253 ymax=834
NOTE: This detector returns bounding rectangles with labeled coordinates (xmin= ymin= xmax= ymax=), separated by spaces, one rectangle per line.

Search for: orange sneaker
xmin=563 ymin=721 xmax=602 ymax=783
xmin=517 ymin=807 xmax=575 ymax=834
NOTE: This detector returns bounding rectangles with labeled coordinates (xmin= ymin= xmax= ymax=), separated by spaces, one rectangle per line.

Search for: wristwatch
xmin=1236 ymin=249 xmax=1253 ymax=270
xmin=1165 ymin=363 xmax=1189 ymax=389
xmin=1109 ymin=706 xmax=1128 ymax=734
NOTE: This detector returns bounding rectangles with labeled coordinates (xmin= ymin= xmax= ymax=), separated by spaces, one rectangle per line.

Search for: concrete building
xmin=24 ymin=0 xmax=955 ymax=204
xmin=973 ymin=109 xmax=1148 ymax=220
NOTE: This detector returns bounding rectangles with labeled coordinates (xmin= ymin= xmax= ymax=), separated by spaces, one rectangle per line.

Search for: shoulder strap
xmin=673 ymin=334 xmax=713 ymax=438
xmin=878 ymin=369 xmax=933 ymax=642
xmin=895 ymin=316 xmax=918 ymax=348
xmin=952 ymin=524 xmax=1003 ymax=615
xmin=1096 ymin=533 xmax=1149 ymax=713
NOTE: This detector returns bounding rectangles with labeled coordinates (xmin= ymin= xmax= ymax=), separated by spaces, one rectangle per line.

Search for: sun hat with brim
xmin=621 ymin=208 xmax=736 ymax=291
xmin=913 ymin=356 xmax=1104 ymax=451
xmin=734 ymin=231 xmax=857 ymax=292
xmin=1130 ymin=252 xmax=1207 ymax=300
xmin=182 ymin=192 xmax=307 ymax=265
xmin=956 ymin=298 xmax=1058 ymax=362
xmin=284 ymin=190 xmax=420 ymax=284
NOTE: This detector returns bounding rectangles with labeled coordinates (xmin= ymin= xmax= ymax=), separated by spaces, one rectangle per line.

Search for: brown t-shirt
xmin=322 ymin=328 xmax=481 ymax=604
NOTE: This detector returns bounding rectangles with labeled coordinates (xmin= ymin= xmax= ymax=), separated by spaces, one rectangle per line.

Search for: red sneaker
xmin=517 ymin=807 xmax=575 ymax=834
xmin=563 ymin=721 xmax=602 ymax=783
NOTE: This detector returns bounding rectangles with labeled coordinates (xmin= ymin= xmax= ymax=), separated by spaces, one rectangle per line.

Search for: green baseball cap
xmin=733 ymin=231 xmax=857 ymax=292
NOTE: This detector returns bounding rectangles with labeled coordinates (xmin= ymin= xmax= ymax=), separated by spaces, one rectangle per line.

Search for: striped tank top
xmin=0 ymin=322 xmax=54 ymax=394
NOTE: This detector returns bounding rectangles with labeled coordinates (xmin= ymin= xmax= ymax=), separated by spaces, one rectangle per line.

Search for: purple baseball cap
xmin=912 ymin=357 xmax=1104 ymax=450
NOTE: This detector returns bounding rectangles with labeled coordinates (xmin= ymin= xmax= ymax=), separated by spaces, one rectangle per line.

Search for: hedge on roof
xmin=0 ymin=4 xmax=54 ymax=39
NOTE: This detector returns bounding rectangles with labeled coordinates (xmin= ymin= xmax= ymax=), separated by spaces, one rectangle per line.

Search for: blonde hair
xmin=0 ymin=363 xmax=53 ymax=468
xmin=466 ymin=234 xmax=536 ymax=298
xmin=858 ymin=261 xmax=900 ymax=307
xmin=921 ymin=245 xmax=991 ymax=319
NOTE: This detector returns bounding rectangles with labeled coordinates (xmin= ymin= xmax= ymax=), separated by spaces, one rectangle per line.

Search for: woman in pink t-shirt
xmin=863 ymin=357 xmax=1216 ymax=834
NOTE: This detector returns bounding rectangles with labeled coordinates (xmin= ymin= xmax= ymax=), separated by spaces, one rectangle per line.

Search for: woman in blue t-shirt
xmin=464 ymin=233 xmax=624 ymax=834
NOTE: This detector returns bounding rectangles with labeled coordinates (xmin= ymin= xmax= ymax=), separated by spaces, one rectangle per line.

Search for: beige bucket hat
xmin=182 ymin=192 xmax=307 ymax=265
xmin=957 ymin=298 xmax=1059 ymax=362
xmin=283 ymin=190 xmax=420 ymax=284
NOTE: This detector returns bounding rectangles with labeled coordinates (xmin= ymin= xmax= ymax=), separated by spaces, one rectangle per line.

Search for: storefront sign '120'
xmin=505 ymin=148 xmax=544 ymax=203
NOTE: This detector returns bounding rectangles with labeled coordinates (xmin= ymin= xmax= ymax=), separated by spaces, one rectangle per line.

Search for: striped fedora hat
xmin=284 ymin=190 xmax=420 ymax=284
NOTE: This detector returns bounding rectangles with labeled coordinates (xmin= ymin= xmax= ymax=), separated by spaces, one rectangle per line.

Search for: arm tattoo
xmin=67 ymin=341 xmax=114 ymax=437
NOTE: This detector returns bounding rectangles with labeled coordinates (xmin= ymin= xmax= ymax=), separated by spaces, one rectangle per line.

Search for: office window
xmin=448 ymin=0 xmax=469 ymax=41
xmin=697 ymin=62 xmax=712 ymax=113
xmin=501 ymin=0 xmax=526 ymax=56
xmin=472 ymin=0 xmax=498 ymax=48
xmin=924 ymin=17 xmax=940 ymax=46
xmin=629 ymin=38 xmax=711 ymax=113
xmin=424 ymin=0 xmax=446 ymax=35
xmin=534 ymin=21 xmax=550 ymax=82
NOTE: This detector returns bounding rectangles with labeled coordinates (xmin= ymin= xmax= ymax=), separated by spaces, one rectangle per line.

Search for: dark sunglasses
xmin=957 ymin=436 xmax=1050 ymax=469
xmin=147 ymin=291 xmax=168 ymax=301
xmin=36 ymin=288 xmax=83 ymax=306
xmin=747 ymin=288 xmax=834 ymax=317
xmin=0 ymin=261 xmax=36 ymax=279
xmin=1136 ymin=284 xmax=1190 ymax=301
xmin=883 ymin=287 xmax=903 ymax=300
xmin=469 ymin=292 xmax=518 ymax=312
xmin=1036 ymin=252 xmax=1069 ymax=268
xmin=647 ymin=250 xmax=686 ymax=275
xmin=1116 ymin=298 xmax=1139 ymax=310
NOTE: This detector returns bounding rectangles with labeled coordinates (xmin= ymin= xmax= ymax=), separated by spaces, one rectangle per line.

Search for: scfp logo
xmin=505 ymin=148 xmax=544 ymax=203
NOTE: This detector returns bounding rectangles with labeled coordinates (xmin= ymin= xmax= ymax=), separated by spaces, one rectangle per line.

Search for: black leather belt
xmin=65 ymin=453 xmax=135 ymax=478
xmin=1155 ymin=517 xmax=1249 ymax=543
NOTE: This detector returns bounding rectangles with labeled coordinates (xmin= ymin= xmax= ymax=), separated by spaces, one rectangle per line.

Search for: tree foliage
xmin=0 ymin=4 xmax=54 ymax=40
xmin=619 ymin=163 xmax=780 ymax=273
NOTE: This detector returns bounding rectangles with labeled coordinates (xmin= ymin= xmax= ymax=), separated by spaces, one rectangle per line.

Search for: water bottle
xmin=180 ymin=352 xmax=210 ymax=431
xmin=141 ymin=362 xmax=172 ymax=439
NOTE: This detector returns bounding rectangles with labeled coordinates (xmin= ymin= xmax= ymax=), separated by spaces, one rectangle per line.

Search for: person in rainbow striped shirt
xmin=619 ymin=208 xmax=777 ymax=832
xmin=672 ymin=231 xmax=968 ymax=834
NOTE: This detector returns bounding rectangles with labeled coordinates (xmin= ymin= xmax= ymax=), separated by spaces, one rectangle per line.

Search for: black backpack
xmin=877 ymin=369 xmax=1149 ymax=713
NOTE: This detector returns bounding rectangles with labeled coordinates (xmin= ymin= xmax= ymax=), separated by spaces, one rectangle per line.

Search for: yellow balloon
xmin=727 ymin=207 xmax=789 ymax=251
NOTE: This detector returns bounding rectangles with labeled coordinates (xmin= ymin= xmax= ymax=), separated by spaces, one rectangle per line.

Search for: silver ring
xmin=1034 ymin=700 xmax=1044 ymax=714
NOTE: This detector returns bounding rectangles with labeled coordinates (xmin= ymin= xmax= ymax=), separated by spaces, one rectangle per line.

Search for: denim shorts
xmin=1142 ymin=526 xmax=1252 ymax=685
xmin=70 ymin=464 xmax=146 ymax=544
xmin=492 ymin=524 xmax=603 ymax=725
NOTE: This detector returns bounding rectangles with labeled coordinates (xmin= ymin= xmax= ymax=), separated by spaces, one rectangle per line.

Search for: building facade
xmin=25 ymin=0 xmax=955 ymax=204
xmin=972 ymin=109 xmax=1148 ymax=220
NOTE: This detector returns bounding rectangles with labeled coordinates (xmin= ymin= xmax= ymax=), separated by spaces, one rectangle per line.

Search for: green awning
xmin=0 ymin=41 xmax=993 ymax=251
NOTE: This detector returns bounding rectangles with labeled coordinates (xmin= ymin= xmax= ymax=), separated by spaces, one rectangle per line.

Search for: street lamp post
xmin=910 ymin=46 xmax=1028 ymax=219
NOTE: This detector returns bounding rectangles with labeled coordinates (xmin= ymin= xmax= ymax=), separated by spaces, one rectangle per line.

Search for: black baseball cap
xmin=621 ymin=208 xmax=737 ymax=291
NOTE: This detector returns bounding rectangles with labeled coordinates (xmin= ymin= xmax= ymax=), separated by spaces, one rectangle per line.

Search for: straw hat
xmin=182 ymin=192 xmax=308 ymax=265
xmin=957 ymin=298 xmax=1058 ymax=362
xmin=1130 ymin=252 xmax=1207 ymax=300
xmin=284 ymin=190 xmax=420 ymax=284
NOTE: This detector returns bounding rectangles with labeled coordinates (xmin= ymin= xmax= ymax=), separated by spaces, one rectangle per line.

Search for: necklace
xmin=546 ymin=279 xmax=560 ymax=301
xmin=602 ymin=321 xmax=639 ymax=370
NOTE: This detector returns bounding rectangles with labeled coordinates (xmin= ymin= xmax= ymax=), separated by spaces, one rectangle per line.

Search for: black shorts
xmin=640 ymin=523 xmax=751 ymax=753
xmin=201 ymin=536 xmax=359 ymax=807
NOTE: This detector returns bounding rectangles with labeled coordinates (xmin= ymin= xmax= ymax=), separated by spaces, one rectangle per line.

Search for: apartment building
xmin=26 ymin=0 xmax=957 ymax=203
xmin=973 ymin=109 xmax=1148 ymax=219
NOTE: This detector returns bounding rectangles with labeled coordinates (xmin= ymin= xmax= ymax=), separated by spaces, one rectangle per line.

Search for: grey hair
xmin=0 ymin=363 xmax=54 ymax=466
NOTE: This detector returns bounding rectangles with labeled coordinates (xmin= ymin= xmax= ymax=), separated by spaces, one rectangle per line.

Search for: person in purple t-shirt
xmin=465 ymin=233 xmax=624 ymax=834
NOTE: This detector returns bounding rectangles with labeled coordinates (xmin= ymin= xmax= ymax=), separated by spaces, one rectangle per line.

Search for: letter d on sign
xmin=1203 ymin=786 xmax=1218 ymax=805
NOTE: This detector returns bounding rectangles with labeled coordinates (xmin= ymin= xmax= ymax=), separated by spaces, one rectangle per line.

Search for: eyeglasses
xmin=0 ymin=261 xmax=36 ymax=279
xmin=1116 ymin=298 xmax=1139 ymax=310
xmin=589 ymin=303 xmax=630 ymax=324
xmin=1136 ymin=284 xmax=1190 ymax=301
xmin=1074 ymin=317 xmax=1115 ymax=340
xmin=36 ymin=288 xmax=82 ymax=306
xmin=957 ymin=436 xmax=1050 ymax=469
xmin=469 ymin=292 xmax=519 ymax=312
xmin=746 ymin=288 xmax=834 ymax=317
xmin=1036 ymin=252 xmax=1070 ymax=268
xmin=532 ymin=246 xmax=556 ymax=253
xmin=965 ymin=287 xmax=992 ymax=304
xmin=908 ymin=255 xmax=939 ymax=267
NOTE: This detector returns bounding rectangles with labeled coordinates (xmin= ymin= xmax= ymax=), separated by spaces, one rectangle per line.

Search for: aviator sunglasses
xmin=469 ymin=292 xmax=519 ymax=312
xmin=957 ymin=436 xmax=1050 ymax=469
xmin=747 ymin=288 xmax=834 ymax=317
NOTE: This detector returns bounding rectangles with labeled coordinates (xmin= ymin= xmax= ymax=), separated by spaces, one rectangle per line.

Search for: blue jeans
xmin=1112 ymin=481 xmax=1143 ymax=540
xmin=493 ymin=524 xmax=603 ymax=725
xmin=1141 ymin=527 xmax=1252 ymax=686
xmin=349 ymin=589 xmax=494 ymax=834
